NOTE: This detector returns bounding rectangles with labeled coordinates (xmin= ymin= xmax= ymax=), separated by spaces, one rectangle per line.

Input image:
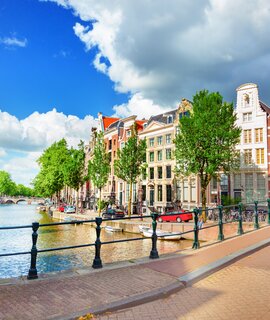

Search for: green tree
xmin=88 ymin=132 xmax=110 ymax=216
xmin=33 ymin=139 xmax=69 ymax=200
xmin=174 ymin=90 xmax=241 ymax=221
xmin=114 ymin=124 xmax=147 ymax=217
xmin=0 ymin=170 xmax=16 ymax=195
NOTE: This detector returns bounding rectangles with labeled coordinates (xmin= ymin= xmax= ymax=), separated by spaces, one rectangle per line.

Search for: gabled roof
xmin=147 ymin=108 xmax=178 ymax=125
xmin=259 ymin=101 xmax=270 ymax=114
xmin=102 ymin=117 xmax=120 ymax=130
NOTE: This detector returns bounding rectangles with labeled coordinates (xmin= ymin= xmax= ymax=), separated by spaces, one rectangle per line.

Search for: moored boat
xmin=142 ymin=229 xmax=181 ymax=240
xmin=105 ymin=226 xmax=123 ymax=232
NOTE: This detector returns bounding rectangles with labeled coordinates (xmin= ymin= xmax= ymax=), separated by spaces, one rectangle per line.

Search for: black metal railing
xmin=1 ymin=199 xmax=270 ymax=279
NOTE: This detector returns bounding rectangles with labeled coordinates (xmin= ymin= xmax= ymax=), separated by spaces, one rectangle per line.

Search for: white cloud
xmin=0 ymin=108 xmax=97 ymax=152
xmin=113 ymin=93 xmax=170 ymax=119
xmin=47 ymin=0 xmax=270 ymax=110
xmin=0 ymin=109 xmax=97 ymax=186
xmin=0 ymin=37 xmax=28 ymax=48
xmin=0 ymin=149 xmax=6 ymax=157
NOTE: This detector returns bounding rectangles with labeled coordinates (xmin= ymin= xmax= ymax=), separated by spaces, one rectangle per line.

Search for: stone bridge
xmin=0 ymin=196 xmax=45 ymax=205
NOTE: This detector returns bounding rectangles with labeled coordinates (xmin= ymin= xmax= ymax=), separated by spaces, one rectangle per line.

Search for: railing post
xmin=254 ymin=200 xmax=259 ymax=230
xmin=217 ymin=205 xmax=224 ymax=241
xmin=267 ymin=199 xmax=270 ymax=225
xmin=27 ymin=222 xmax=39 ymax=280
xmin=92 ymin=217 xmax=103 ymax=269
xmin=192 ymin=208 xmax=200 ymax=249
xmin=149 ymin=213 xmax=159 ymax=259
xmin=237 ymin=203 xmax=244 ymax=235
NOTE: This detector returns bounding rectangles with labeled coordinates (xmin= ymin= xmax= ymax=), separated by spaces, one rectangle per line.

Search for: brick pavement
xmin=0 ymin=226 xmax=270 ymax=320
xmin=96 ymin=245 xmax=270 ymax=320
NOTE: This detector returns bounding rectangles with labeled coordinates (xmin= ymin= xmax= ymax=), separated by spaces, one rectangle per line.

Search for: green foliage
xmin=88 ymin=132 xmax=110 ymax=190
xmin=0 ymin=171 xmax=16 ymax=195
xmin=88 ymin=132 xmax=110 ymax=215
xmin=33 ymin=139 xmax=69 ymax=198
xmin=63 ymin=140 xmax=86 ymax=191
xmin=0 ymin=170 xmax=34 ymax=196
xmin=174 ymin=90 xmax=241 ymax=216
xmin=114 ymin=124 xmax=147 ymax=216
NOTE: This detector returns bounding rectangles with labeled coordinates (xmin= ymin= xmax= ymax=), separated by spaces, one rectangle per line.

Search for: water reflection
xmin=0 ymin=204 xmax=192 ymax=278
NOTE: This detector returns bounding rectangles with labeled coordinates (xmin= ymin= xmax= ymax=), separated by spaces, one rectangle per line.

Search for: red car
xmin=58 ymin=204 xmax=66 ymax=212
xmin=158 ymin=210 xmax=193 ymax=223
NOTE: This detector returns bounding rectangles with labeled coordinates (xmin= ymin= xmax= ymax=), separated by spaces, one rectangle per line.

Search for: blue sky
xmin=0 ymin=0 xmax=127 ymax=119
xmin=1 ymin=0 xmax=270 ymax=186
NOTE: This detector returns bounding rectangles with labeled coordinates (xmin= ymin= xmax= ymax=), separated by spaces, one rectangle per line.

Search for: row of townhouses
xmin=77 ymin=83 xmax=270 ymax=212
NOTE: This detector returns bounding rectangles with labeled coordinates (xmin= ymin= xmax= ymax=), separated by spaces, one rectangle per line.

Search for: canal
xmin=0 ymin=203 xmax=192 ymax=279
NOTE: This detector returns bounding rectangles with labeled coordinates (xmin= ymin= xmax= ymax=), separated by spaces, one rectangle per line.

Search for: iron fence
xmin=0 ymin=199 xmax=270 ymax=279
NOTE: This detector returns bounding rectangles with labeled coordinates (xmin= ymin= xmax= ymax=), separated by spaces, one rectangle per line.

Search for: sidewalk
xmin=0 ymin=226 xmax=270 ymax=320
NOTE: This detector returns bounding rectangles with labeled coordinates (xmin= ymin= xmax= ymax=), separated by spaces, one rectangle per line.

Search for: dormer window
xmin=167 ymin=115 xmax=173 ymax=124
xmin=143 ymin=123 xmax=147 ymax=129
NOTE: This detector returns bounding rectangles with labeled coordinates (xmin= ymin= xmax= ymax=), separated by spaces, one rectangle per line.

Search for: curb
xmin=54 ymin=281 xmax=185 ymax=320
xmin=179 ymin=237 xmax=270 ymax=286
xmin=56 ymin=237 xmax=270 ymax=320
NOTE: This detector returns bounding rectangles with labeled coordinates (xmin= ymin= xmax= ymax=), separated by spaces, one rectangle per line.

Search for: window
xmin=113 ymin=139 xmax=116 ymax=146
xmin=142 ymin=167 xmax=147 ymax=180
xmin=191 ymin=179 xmax=196 ymax=202
xmin=255 ymin=128 xmax=263 ymax=143
xmin=133 ymin=183 xmax=137 ymax=202
xmin=109 ymin=140 xmax=112 ymax=150
xmin=176 ymin=180 xmax=181 ymax=201
xmin=166 ymin=165 xmax=171 ymax=179
xmin=157 ymin=150 xmax=162 ymax=161
xmin=167 ymin=115 xmax=173 ymax=124
xmin=149 ymin=152 xmax=154 ymax=162
xmin=243 ymin=94 xmax=250 ymax=107
xmin=245 ymin=173 xmax=253 ymax=203
xmin=179 ymin=111 xmax=190 ymax=119
xmin=158 ymin=166 xmax=163 ymax=179
xmin=126 ymin=130 xmax=131 ymax=137
xmin=166 ymin=134 xmax=171 ymax=144
xmin=257 ymin=174 xmax=265 ymax=200
xmin=149 ymin=167 xmax=154 ymax=179
xmin=142 ymin=185 xmax=146 ymax=201
xmin=256 ymin=148 xmax=264 ymax=164
xmin=243 ymin=129 xmax=252 ymax=143
xmin=120 ymin=142 xmax=125 ymax=149
xmin=166 ymin=185 xmax=172 ymax=202
xmin=126 ymin=184 xmax=130 ymax=201
xmin=211 ymin=177 xmax=217 ymax=190
xmin=158 ymin=185 xmax=163 ymax=201
xmin=243 ymin=112 xmax=252 ymax=122
xmin=157 ymin=136 xmax=163 ymax=145
xmin=149 ymin=138 xmax=154 ymax=147
xmin=234 ymin=174 xmax=241 ymax=189
xmin=244 ymin=149 xmax=252 ymax=164
xmin=183 ymin=180 xmax=188 ymax=201
xmin=166 ymin=149 xmax=171 ymax=160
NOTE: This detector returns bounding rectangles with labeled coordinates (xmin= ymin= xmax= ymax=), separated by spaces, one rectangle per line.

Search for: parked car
xmin=102 ymin=208 xmax=125 ymax=219
xmin=64 ymin=205 xmax=76 ymax=214
xmin=158 ymin=210 xmax=193 ymax=223
xmin=58 ymin=204 xmax=66 ymax=212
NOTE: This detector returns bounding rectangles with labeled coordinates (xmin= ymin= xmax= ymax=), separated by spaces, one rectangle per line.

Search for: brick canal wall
xmin=51 ymin=210 xmax=257 ymax=241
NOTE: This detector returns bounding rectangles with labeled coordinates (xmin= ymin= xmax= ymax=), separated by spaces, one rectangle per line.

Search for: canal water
xmin=0 ymin=203 xmax=192 ymax=278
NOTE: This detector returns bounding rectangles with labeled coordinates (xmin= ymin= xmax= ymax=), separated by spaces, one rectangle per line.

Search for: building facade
xmin=230 ymin=83 xmax=269 ymax=203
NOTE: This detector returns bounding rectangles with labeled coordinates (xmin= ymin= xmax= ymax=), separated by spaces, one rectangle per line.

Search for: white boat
xmin=105 ymin=226 xmax=123 ymax=232
xmin=142 ymin=229 xmax=181 ymax=240
xmin=138 ymin=225 xmax=150 ymax=233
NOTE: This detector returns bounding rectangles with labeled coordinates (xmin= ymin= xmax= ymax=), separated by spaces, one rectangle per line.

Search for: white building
xmin=231 ymin=83 xmax=269 ymax=203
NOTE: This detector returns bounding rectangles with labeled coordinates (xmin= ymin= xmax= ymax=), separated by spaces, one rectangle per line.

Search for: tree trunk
xmin=98 ymin=187 xmax=102 ymax=217
xmin=128 ymin=181 xmax=133 ymax=217
xmin=201 ymin=186 xmax=207 ymax=222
